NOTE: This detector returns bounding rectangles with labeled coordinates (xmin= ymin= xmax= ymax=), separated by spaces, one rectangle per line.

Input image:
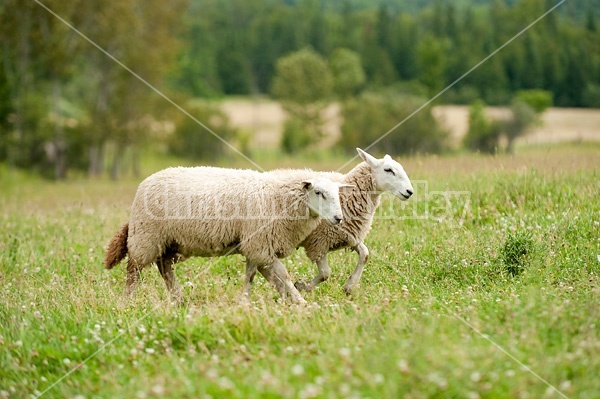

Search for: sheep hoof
xmin=342 ymin=285 xmax=355 ymax=296
xmin=236 ymin=293 xmax=252 ymax=307
xmin=294 ymin=280 xmax=314 ymax=291
xmin=291 ymin=296 xmax=308 ymax=306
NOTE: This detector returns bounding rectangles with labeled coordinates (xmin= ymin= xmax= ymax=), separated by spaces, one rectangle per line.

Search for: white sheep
xmin=103 ymin=166 xmax=350 ymax=304
xmin=259 ymin=148 xmax=414 ymax=295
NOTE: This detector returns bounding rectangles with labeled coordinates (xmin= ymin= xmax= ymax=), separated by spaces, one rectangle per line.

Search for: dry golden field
xmin=221 ymin=98 xmax=600 ymax=150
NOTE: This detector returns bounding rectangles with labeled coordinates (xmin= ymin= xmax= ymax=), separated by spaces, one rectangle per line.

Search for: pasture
xmin=0 ymin=144 xmax=599 ymax=398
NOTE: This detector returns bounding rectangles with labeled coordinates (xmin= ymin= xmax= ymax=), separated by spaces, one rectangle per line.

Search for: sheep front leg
xmin=343 ymin=242 xmax=369 ymax=295
xmin=295 ymin=255 xmax=330 ymax=292
xmin=259 ymin=260 xmax=307 ymax=305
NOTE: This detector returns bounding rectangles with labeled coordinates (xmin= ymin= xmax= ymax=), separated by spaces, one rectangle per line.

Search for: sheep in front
xmin=103 ymin=166 xmax=351 ymax=304
xmin=260 ymin=148 xmax=414 ymax=295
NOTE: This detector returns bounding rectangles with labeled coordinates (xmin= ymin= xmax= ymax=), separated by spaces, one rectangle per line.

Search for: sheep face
xmin=357 ymin=148 xmax=414 ymax=201
xmin=303 ymin=178 xmax=346 ymax=225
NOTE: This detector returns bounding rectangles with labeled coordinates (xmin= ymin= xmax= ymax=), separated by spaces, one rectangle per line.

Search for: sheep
xmin=103 ymin=166 xmax=351 ymax=304
xmin=258 ymin=148 xmax=414 ymax=295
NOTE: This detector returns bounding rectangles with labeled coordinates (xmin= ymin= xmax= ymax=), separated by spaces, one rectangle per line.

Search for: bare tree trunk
xmin=131 ymin=147 xmax=140 ymax=178
xmin=88 ymin=143 xmax=104 ymax=177
xmin=52 ymin=80 xmax=67 ymax=180
xmin=89 ymin=56 xmax=111 ymax=177
xmin=110 ymin=144 xmax=122 ymax=181
xmin=7 ymin=5 xmax=34 ymax=168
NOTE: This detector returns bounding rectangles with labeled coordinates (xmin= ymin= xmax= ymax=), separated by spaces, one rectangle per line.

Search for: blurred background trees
xmin=341 ymin=91 xmax=448 ymax=155
xmin=0 ymin=0 xmax=186 ymax=179
xmin=0 ymin=0 xmax=599 ymax=177
xmin=271 ymin=48 xmax=333 ymax=154
xmin=463 ymin=89 xmax=551 ymax=154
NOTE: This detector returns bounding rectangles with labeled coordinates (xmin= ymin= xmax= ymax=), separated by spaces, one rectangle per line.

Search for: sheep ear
xmin=356 ymin=148 xmax=379 ymax=168
xmin=302 ymin=180 xmax=314 ymax=190
xmin=384 ymin=154 xmax=392 ymax=161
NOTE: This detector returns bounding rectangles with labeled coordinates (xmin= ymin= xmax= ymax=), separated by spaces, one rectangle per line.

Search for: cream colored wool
xmin=127 ymin=166 xmax=322 ymax=266
xmin=266 ymin=149 xmax=414 ymax=295
xmin=104 ymin=166 xmax=345 ymax=304
xmin=299 ymin=162 xmax=379 ymax=262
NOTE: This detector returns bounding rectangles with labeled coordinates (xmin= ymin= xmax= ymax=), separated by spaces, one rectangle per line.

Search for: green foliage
xmin=329 ymin=48 xmax=365 ymax=98
xmin=463 ymin=98 xmax=538 ymax=154
xmin=172 ymin=0 xmax=599 ymax=108
xmin=505 ymin=100 xmax=538 ymax=152
xmin=415 ymin=34 xmax=449 ymax=97
xmin=500 ymin=230 xmax=535 ymax=276
xmin=2 ymin=0 xmax=600 ymax=177
xmin=462 ymin=100 xmax=503 ymax=154
xmin=0 ymin=0 xmax=186 ymax=178
xmin=582 ymin=83 xmax=600 ymax=108
xmin=515 ymin=89 xmax=553 ymax=113
xmin=340 ymin=91 xmax=448 ymax=155
xmin=271 ymin=48 xmax=333 ymax=152
xmin=271 ymin=48 xmax=333 ymax=105
xmin=280 ymin=117 xmax=314 ymax=154
xmin=168 ymin=100 xmax=238 ymax=161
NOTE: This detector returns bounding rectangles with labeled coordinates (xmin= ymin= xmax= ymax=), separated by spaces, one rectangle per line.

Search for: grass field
xmin=1 ymin=144 xmax=599 ymax=398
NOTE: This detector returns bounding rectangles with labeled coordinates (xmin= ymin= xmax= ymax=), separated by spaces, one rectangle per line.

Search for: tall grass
xmin=0 ymin=145 xmax=598 ymax=398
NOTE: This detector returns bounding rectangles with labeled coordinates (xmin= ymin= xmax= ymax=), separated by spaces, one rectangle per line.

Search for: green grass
xmin=1 ymin=145 xmax=599 ymax=398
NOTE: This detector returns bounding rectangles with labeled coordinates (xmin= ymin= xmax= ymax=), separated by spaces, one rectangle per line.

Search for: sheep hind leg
xmin=259 ymin=260 xmax=307 ymax=305
xmin=125 ymin=258 xmax=142 ymax=297
xmin=343 ymin=242 xmax=369 ymax=295
xmin=156 ymin=249 xmax=183 ymax=304
xmin=295 ymin=255 xmax=330 ymax=292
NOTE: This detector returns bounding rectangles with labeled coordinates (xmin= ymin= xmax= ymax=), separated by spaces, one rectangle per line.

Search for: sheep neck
xmin=345 ymin=162 xmax=381 ymax=209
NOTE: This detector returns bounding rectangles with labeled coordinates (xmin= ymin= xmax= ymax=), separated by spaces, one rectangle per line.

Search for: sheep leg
xmin=241 ymin=259 xmax=258 ymax=301
xmin=125 ymin=258 xmax=142 ymax=297
xmin=256 ymin=263 xmax=282 ymax=295
xmin=258 ymin=260 xmax=307 ymax=305
xmin=157 ymin=252 xmax=183 ymax=304
xmin=343 ymin=242 xmax=369 ymax=295
xmin=294 ymin=255 xmax=330 ymax=292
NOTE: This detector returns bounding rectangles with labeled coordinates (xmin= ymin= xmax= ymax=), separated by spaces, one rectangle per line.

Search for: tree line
xmin=0 ymin=0 xmax=598 ymax=178
xmin=175 ymin=0 xmax=599 ymax=107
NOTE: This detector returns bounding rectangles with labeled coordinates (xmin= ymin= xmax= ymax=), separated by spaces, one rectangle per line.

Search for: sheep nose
xmin=333 ymin=215 xmax=342 ymax=224
xmin=406 ymin=189 xmax=413 ymax=197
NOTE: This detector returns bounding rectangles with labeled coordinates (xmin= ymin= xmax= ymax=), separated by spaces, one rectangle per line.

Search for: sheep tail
xmin=104 ymin=223 xmax=129 ymax=269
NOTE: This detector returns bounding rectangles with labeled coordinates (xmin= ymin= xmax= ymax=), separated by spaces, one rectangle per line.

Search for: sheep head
xmin=356 ymin=148 xmax=414 ymax=201
xmin=302 ymin=178 xmax=350 ymax=225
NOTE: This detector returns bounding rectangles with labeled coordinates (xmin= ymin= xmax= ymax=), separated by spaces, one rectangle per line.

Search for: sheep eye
xmin=384 ymin=168 xmax=395 ymax=175
xmin=314 ymin=190 xmax=326 ymax=200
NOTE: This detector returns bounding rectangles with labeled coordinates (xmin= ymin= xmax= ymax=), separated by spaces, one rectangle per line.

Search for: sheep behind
xmin=259 ymin=149 xmax=414 ymax=295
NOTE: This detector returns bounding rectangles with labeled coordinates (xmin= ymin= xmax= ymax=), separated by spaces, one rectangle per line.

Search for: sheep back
xmin=127 ymin=166 xmax=320 ymax=266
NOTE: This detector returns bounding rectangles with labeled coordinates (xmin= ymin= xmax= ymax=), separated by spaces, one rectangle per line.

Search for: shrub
xmin=271 ymin=48 xmax=333 ymax=106
xmin=329 ymin=48 xmax=365 ymax=99
xmin=281 ymin=117 xmax=313 ymax=154
xmin=500 ymin=230 xmax=535 ymax=276
xmin=169 ymin=100 xmax=238 ymax=161
xmin=515 ymin=89 xmax=553 ymax=113
xmin=505 ymin=100 xmax=538 ymax=153
xmin=339 ymin=91 xmax=448 ymax=155
xmin=462 ymin=100 xmax=502 ymax=154
xmin=271 ymin=48 xmax=333 ymax=153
